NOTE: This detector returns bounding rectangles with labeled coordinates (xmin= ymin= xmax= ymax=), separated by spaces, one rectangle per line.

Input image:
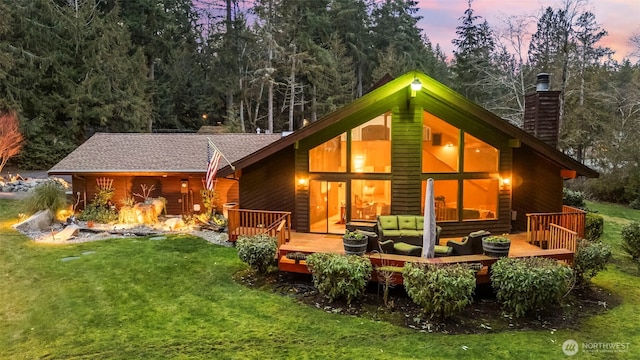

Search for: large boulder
xmin=12 ymin=210 xmax=54 ymax=232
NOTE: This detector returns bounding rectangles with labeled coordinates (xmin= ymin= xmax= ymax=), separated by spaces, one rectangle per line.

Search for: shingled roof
xmin=48 ymin=133 xmax=282 ymax=175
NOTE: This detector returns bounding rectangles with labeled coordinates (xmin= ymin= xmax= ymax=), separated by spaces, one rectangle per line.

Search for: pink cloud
xmin=415 ymin=0 xmax=638 ymax=62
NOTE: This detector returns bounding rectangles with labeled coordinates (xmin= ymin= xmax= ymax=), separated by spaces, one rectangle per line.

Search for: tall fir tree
xmin=451 ymin=0 xmax=495 ymax=104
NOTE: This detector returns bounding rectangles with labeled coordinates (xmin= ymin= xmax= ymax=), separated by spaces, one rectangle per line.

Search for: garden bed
xmin=234 ymin=269 xmax=621 ymax=335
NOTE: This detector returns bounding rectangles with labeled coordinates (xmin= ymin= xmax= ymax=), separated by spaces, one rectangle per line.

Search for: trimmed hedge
xmin=236 ymin=234 xmax=278 ymax=274
xmin=403 ymin=263 xmax=476 ymax=318
xmin=574 ymin=239 xmax=612 ymax=285
xmin=306 ymin=253 xmax=372 ymax=304
xmin=622 ymin=221 xmax=640 ymax=263
xmin=491 ymin=257 xmax=573 ymax=317
xmin=585 ymin=212 xmax=604 ymax=241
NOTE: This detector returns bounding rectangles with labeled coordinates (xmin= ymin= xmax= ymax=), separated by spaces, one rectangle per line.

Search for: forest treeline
xmin=1 ymin=0 xmax=639 ymax=205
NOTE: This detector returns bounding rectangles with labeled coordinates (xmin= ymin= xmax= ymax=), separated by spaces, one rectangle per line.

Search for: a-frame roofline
xmin=218 ymin=70 xmax=598 ymax=178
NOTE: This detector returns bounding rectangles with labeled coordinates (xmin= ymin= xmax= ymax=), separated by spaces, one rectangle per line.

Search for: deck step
xmin=278 ymin=256 xmax=310 ymax=274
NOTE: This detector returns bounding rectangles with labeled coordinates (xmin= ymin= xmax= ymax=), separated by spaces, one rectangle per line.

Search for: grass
xmin=0 ymin=199 xmax=639 ymax=359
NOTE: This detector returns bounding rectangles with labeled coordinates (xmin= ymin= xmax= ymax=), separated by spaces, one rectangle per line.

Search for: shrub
xmin=630 ymin=198 xmax=640 ymax=210
xmin=585 ymin=212 xmax=604 ymax=241
xmin=78 ymin=206 xmax=119 ymax=224
xmin=491 ymin=257 xmax=573 ymax=317
xmin=563 ymin=188 xmax=586 ymax=208
xmin=19 ymin=180 xmax=68 ymax=215
xmin=305 ymin=253 xmax=372 ymax=304
xmin=236 ymin=234 xmax=278 ymax=274
xmin=621 ymin=221 xmax=640 ymax=261
xmin=574 ymin=239 xmax=612 ymax=285
xmin=403 ymin=263 xmax=475 ymax=318
xmin=78 ymin=187 xmax=118 ymax=223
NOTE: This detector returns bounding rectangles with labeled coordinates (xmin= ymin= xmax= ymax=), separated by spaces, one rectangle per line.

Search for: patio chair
xmin=446 ymin=230 xmax=491 ymax=256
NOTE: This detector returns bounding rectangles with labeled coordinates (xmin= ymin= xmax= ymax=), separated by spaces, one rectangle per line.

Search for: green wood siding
xmin=240 ymin=146 xmax=296 ymax=225
xmin=512 ymin=146 xmax=563 ymax=232
xmin=391 ymin=105 xmax=422 ymax=215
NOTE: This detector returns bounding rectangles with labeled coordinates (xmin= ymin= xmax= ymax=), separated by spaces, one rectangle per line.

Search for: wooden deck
xmin=277 ymin=232 xmax=574 ymax=284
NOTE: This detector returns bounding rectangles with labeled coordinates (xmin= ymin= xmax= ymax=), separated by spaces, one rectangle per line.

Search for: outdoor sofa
xmin=376 ymin=215 xmax=450 ymax=256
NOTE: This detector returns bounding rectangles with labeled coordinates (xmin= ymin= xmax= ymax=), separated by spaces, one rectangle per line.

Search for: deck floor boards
xmin=278 ymin=231 xmax=574 ymax=284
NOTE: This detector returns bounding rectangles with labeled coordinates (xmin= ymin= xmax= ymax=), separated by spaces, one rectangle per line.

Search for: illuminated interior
xmin=421 ymin=180 xmax=459 ymax=222
xmin=350 ymin=113 xmax=392 ymax=173
xmin=351 ymin=180 xmax=391 ymax=221
xmin=422 ymin=112 xmax=459 ymax=173
xmin=463 ymin=179 xmax=498 ymax=220
xmin=463 ymin=132 xmax=499 ymax=172
xmin=309 ymin=134 xmax=347 ymax=172
xmin=422 ymin=110 xmax=500 ymax=222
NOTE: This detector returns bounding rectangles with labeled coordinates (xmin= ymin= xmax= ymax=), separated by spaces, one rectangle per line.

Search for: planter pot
xmin=482 ymin=238 xmax=511 ymax=257
xmin=343 ymin=236 xmax=368 ymax=256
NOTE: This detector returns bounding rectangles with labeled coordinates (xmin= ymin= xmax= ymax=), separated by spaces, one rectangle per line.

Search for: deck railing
xmin=548 ymin=223 xmax=578 ymax=252
xmin=227 ymin=208 xmax=291 ymax=245
xmin=527 ymin=205 xmax=585 ymax=248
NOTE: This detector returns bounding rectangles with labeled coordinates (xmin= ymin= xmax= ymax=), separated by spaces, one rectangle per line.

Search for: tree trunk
xmin=288 ymin=44 xmax=296 ymax=132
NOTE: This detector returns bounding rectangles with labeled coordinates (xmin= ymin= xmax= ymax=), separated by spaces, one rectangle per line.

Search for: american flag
xmin=205 ymin=138 xmax=222 ymax=191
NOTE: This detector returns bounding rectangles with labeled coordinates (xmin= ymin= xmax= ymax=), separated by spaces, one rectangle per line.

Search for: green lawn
xmin=1 ymin=199 xmax=638 ymax=359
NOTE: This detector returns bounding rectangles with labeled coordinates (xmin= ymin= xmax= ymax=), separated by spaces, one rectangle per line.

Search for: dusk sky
xmin=416 ymin=0 xmax=640 ymax=62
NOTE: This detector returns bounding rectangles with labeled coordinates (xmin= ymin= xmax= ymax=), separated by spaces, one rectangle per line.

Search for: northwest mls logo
xmin=562 ymin=339 xmax=630 ymax=355
xmin=562 ymin=339 xmax=579 ymax=356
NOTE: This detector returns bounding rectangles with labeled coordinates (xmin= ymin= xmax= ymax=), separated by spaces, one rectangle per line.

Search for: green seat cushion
xmin=379 ymin=216 xmax=398 ymax=230
xmin=469 ymin=230 xmax=488 ymax=237
xmin=394 ymin=242 xmax=421 ymax=252
xmin=376 ymin=265 xmax=404 ymax=273
xmin=416 ymin=216 xmax=424 ymax=230
xmin=397 ymin=216 xmax=416 ymax=230
xmin=381 ymin=229 xmax=401 ymax=237
xmin=434 ymin=245 xmax=453 ymax=255
xmin=400 ymin=230 xmax=420 ymax=237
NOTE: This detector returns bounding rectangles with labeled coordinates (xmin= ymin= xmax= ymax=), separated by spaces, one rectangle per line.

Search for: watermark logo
xmin=562 ymin=339 xmax=579 ymax=356
xmin=562 ymin=339 xmax=631 ymax=356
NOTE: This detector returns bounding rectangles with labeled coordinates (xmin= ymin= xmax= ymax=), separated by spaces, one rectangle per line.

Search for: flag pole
xmin=207 ymin=137 xmax=236 ymax=171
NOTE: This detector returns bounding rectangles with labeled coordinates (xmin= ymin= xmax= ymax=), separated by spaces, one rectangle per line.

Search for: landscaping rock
xmin=0 ymin=176 xmax=69 ymax=193
xmin=54 ymin=224 xmax=81 ymax=242
xmin=164 ymin=217 xmax=185 ymax=230
xmin=12 ymin=210 xmax=53 ymax=232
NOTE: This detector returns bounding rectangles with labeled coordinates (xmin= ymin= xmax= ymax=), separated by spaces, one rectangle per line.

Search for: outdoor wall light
xmin=410 ymin=78 xmax=422 ymax=98
xmin=297 ymin=177 xmax=309 ymax=191
xmin=500 ymin=176 xmax=511 ymax=190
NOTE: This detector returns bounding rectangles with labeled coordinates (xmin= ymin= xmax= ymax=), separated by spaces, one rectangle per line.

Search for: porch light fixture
xmin=410 ymin=78 xmax=422 ymax=98
xmin=297 ymin=177 xmax=309 ymax=191
xmin=500 ymin=176 xmax=511 ymax=190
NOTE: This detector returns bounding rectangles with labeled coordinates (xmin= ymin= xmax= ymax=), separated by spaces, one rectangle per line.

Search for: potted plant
xmin=482 ymin=235 xmax=511 ymax=257
xmin=343 ymin=230 xmax=368 ymax=256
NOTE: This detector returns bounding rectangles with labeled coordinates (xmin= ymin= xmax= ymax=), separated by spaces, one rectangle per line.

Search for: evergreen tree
xmin=451 ymin=0 xmax=496 ymax=103
xmin=328 ymin=0 xmax=373 ymax=97
xmin=1 ymin=0 xmax=150 ymax=169
xmin=119 ymin=0 xmax=200 ymax=131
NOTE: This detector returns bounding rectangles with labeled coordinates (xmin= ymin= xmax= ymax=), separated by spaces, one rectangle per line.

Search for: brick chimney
xmin=523 ymin=73 xmax=561 ymax=148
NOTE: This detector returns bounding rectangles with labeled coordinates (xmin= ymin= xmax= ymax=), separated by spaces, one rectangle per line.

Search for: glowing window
xmin=464 ymin=133 xmax=498 ymax=172
xmin=351 ymin=180 xmax=391 ymax=221
xmin=422 ymin=180 xmax=458 ymax=222
xmin=462 ymin=179 xmax=499 ymax=221
xmin=351 ymin=113 xmax=391 ymax=173
xmin=309 ymin=134 xmax=347 ymax=172
xmin=422 ymin=112 xmax=459 ymax=173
